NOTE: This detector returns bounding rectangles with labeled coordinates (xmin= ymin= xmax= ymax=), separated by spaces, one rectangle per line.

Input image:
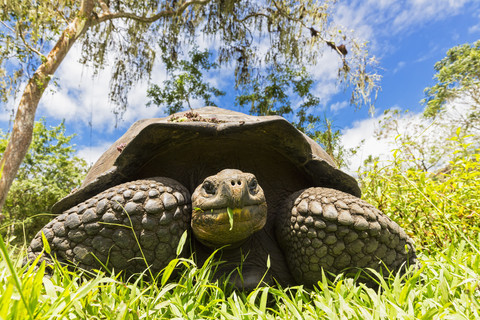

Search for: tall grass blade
xmin=0 ymin=235 xmax=34 ymax=319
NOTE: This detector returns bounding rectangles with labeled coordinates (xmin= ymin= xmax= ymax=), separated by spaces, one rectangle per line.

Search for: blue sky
xmin=1 ymin=0 xmax=480 ymax=172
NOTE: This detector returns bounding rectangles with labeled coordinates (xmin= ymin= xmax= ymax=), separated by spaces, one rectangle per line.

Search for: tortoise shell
xmin=53 ymin=107 xmax=360 ymax=215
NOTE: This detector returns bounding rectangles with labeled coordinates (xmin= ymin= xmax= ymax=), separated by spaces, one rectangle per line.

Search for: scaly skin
xmin=27 ymin=170 xmax=417 ymax=288
xmin=191 ymin=169 xmax=267 ymax=248
xmin=27 ymin=178 xmax=191 ymax=275
xmin=277 ymin=187 xmax=417 ymax=287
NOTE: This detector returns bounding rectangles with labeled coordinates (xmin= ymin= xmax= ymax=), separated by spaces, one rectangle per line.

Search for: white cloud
xmin=340 ymin=95 xmax=480 ymax=175
xmin=341 ymin=114 xmax=392 ymax=174
xmin=330 ymin=101 xmax=348 ymax=112
xmin=333 ymin=3 xmax=375 ymax=43
xmin=0 ymin=108 xmax=13 ymax=123
xmin=341 ymin=109 xmax=439 ymax=175
xmin=38 ymin=45 xmax=169 ymax=133
xmin=37 ymin=30 xmax=238 ymax=132
xmin=322 ymin=0 xmax=477 ymax=111
xmin=469 ymin=24 xmax=480 ymax=34
xmin=77 ymin=141 xmax=113 ymax=166
xmin=392 ymin=0 xmax=472 ymax=31
xmin=392 ymin=61 xmax=406 ymax=74
xmin=334 ymin=0 xmax=478 ymax=45
xmin=7 ymin=0 xmax=477 ymax=164
xmin=468 ymin=12 xmax=480 ymax=34
xmin=306 ymin=50 xmax=344 ymax=105
xmin=1 ymin=82 xmax=27 ymax=129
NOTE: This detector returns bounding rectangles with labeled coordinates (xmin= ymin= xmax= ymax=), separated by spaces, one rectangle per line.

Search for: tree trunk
xmin=0 ymin=1 xmax=94 ymax=212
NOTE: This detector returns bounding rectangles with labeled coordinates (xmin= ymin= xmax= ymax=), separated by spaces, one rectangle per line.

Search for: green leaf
xmin=0 ymin=234 xmax=33 ymax=319
xmin=176 ymin=230 xmax=188 ymax=256
xmin=41 ymin=231 xmax=51 ymax=254
xmin=161 ymin=259 xmax=178 ymax=286
xmin=1 ymin=119 xmax=88 ymax=245
xmin=259 ymin=287 xmax=269 ymax=313
xmin=227 ymin=207 xmax=234 ymax=231
xmin=0 ymin=159 xmax=4 ymax=179
xmin=0 ymin=282 xmax=14 ymax=317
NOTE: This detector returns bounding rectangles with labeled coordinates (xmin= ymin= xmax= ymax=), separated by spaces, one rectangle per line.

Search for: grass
xmin=1 ymin=233 xmax=479 ymax=319
xmin=1 ymin=140 xmax=479 ymax=319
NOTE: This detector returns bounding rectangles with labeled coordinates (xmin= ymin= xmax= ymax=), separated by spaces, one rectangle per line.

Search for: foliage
xmin=235 ymin=64 xmax=360 ymax=168
xmin=0 ymin=0 xmax=380 ymax=213
xmin=376 ymin=105 xmax=480 ymax=172
xmin=0 ymin=1 xmax=71 ymax=102
xmin=359 ymin=130 xmax=480 ymax=251
xmin=0 ymin=120 xmax=87 ymax=244
xmin=312 ymin=118 xmax=359 ymax=169
xmin=1 ymin=0 xmax=378 ymax=118
xmin=1 ymin=126 xmax=478 ymax=317
xmin=374 ymin=87 xmax=478 ymax=245
xmin=1 ymin=119 xmax=479 ymax=320
xmin=147 ymin=47 xmax=225 ymax=114
xmin=236 ymin=64 xmax=320 ymax=123
xmin=423 ymin=40 xmax=480 ymax=131
xmin=1 ymin=231 xmax=479 ymax=319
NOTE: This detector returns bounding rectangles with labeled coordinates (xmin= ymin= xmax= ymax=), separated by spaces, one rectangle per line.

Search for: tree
xmin=234 ymin=63 xmax=357 ymax=167
xmin=147 ymin=47 xmax=225 ymax=114
xmin=0 ymin=0 xmax=379 ymax=211
xmin=148 ymin=53 xmax=355 ymax=167
xmin=0 ymin=119 xmax=87 ymax=243
xmin=375 ymin=109 xmax=463 ymax=172
xmin=423 ymin=40 xmax=480 ymax=131
xmin=311 ymin=117 xmax=358 ymax=168
xmin=235 ymin=64 xmax=320 ymax=124
xmin=371 ymin=41 xmax=480 ymax=173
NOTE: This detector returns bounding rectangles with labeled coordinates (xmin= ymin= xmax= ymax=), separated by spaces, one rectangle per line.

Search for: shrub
xmin=359 ymin=131 xmax=480 ymax=250
xmin=0 ymin=119 xmax=88 ymax=244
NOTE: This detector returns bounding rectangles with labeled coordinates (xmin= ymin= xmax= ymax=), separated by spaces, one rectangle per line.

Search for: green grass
xmin=1 ymin=140 xmax=479 ymax=319
xmin=1 ymin=234 xmax=479 ymax=319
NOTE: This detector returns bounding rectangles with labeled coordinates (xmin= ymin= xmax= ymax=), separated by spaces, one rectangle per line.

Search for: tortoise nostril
xmin=231 ymin=180 xmax=235 ymax=186
xmin=237 ymin=180 xmax=242 ymax=185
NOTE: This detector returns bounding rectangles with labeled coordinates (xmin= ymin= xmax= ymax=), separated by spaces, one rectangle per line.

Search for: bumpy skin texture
xmin=191 ymin=169 xmax=267 ymax=248
xmin=277 ymin=187 xmax=417 ymax=287
xmin=28 ymin=178 xmax=191 ymax=275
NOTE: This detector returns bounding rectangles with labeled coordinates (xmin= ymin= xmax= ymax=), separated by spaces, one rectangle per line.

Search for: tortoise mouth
xmin=191 ymin=203 xmax=267 ymax=248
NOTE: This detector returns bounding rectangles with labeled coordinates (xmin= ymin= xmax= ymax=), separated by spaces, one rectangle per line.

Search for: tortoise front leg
xmin=276 ymin=187 xmax=417 ymax=287
xmin=27 ymin=177 xmax=191 ymax=276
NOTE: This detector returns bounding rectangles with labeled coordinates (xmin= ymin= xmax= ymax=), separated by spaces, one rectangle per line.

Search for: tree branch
xmin=0 ymin=21 xmax=15 ymax=33
xmin=96 ymin=0 xmax=211 ymax=24
xmin=233 ymin=2 xmax=348 ymax=59
xmin=233 ymin=12 xmax=270 ymax=24
xmin=17 ymin=24 xmax=46 ymax=59
xmin=0 ymin=21 xmax=44 ymax=58
xmin=55 ymin=7 xmax=71 ymax=24
xmin=97 ymin=0 xmax=111 ymax=15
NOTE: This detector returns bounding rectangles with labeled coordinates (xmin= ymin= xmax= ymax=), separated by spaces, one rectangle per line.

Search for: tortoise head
xmin=191 ymin=169 xmax=267 ymax=248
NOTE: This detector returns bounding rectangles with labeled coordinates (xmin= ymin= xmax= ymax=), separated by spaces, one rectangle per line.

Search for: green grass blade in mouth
xmin=227 ymin=207 xmax=234 ymax=230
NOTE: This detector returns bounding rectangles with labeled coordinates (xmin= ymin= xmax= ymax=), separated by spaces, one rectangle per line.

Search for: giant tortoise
xmin=28 ymin=107 xmax=417 ymax=289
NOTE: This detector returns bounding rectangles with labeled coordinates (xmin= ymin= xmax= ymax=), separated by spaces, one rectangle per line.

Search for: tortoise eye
xmin=203 ymin=181 xmax=216 ymax=195
xmin=248 ymin=179 xmax=258 ymax=194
